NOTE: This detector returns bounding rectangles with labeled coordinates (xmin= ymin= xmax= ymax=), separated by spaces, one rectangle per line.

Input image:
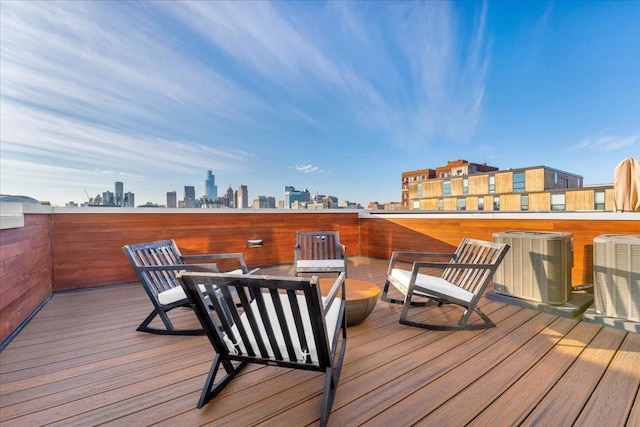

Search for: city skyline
xmin=1 ymin=1 xmax=639 ymax=207
xmin=79 ymin=172 xmax=345 ymax=208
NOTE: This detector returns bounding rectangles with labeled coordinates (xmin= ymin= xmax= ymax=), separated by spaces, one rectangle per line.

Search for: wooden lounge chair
xmin=122 ymin=239 xmax=258 ymax=336
xmin=381 ymin=238 xmax=509 ymax=330
xmin=179 ymin=271 xmax=347 ymax=427
xmin=294 ymin=231 xmax=347 ymax=277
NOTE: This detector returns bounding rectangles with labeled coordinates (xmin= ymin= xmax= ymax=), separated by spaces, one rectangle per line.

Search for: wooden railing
xmin=1 ymin=205 xmax=638 ymax=344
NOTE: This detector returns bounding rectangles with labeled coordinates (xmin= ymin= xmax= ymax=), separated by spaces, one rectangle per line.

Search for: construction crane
xmin=84 ymin=188 xmax=91 ymax=204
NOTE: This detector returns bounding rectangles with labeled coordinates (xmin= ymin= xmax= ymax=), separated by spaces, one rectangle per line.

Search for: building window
xmin=521 ymin=194 xmax=529 ymax=211
xmin=438 ymin=199 xmax=444 ymax=210
xmin=463 ymin=178 xmax=468 ymax=195
xmin=594 ymin=191 xmax=605 ymax=210
xmin=513 ymin=172 xmax=525 ymax=193
xmin=551 ymin=193 xmax=565 ymax=210
xmin=412 ymin=200 xmax=420 ymax=210
xmin=493 ymin=196 xmax=500 ymax=210
xmin=457 ymin=198 xmax=466 ymax=211
xmin=478 ymin=198 xmax=484 ymax=211
xmin=443 ymin=180 xmax=451 ymax=196
xmin=489 ymin=176 xmax=495 ymax=194
xmin=417 ymin=184 xmax=422 ymax=198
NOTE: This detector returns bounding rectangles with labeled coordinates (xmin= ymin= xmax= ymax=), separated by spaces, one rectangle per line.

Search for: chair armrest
xmin=246 ymin=267 xmax=260 ymax=275
xmin=392 ymin=251 xmax=456 ymax=259
xmin=322 ymin=272 xmax=346 ymax=316
xmin=388 ymin=251 xmax=456 ymax=274
xmin=182 ymin=253 xmax=253 ymax=273
xmin=338 ymin=243 xmax=347 ymax=258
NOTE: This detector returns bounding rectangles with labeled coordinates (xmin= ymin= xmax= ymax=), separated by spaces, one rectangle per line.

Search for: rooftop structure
xmin=402 ymin=162 xmax=611 ymax=212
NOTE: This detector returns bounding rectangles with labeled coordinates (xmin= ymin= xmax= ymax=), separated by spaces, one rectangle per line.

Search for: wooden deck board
xmin=574 ymin=331 xmax=640 ymax=427
xmin=1 ymin=256 xmax=638 ymax=427
xmin=464 ymin=320 xmax=601 ymax=426
xmin=520 ymin=326 xmax=628 ymax=426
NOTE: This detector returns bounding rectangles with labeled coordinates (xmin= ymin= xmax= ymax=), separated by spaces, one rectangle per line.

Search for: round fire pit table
xmin=319 ymin=278 xmax=380 ymax=326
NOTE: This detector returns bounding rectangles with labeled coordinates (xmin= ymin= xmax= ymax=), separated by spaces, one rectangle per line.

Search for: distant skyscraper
xmin=253 ymin=195 xmax=276 ymax=209
xmin=115 ymin=182 xmax=124 ymax=207
xmin=184 ymin=185 xmax=195 ymax=200
xmin=237 ymin=185 xmax=248 ymax=209
xmin=226 ymin=186 xmax=234 ymax=208
xmin=167 ymin=191 xmax=177 ymax=208
xmin=205 ymin=170 xmax=218 ymax=201
xmin=284 ymin=186 xmax=310 ymax=208
xmin=124 ymin=192 xmax=135 ymax=207
xmin=103 ymin=191 xmax=114 ymax=206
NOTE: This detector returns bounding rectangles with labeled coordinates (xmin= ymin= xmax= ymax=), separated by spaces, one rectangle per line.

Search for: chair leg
xmin=320 ymin=321 xmax=347 ymax=427
xmin=198 ymin=356 xmax=246 ymax=408
xmin=380 ymin=278 xmax=407 ymax=305
xmin=380 ymin=278 xmax=432 ymax=307
xmin=137 ymin=307 xmax=204 ymax=336
xmin=399 ymin=301 xmax=496 ymax=331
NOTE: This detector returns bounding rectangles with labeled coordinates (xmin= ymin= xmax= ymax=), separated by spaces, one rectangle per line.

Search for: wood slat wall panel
xmin=51 ymin=212 xmax=360 ymax=291
xmin=0 ymin=215 xmax=52 ymax=343
xmin=2 ymin=209 xmax=637 ymax=343
xmin=360 ymin=216 xmax=640 ymax=286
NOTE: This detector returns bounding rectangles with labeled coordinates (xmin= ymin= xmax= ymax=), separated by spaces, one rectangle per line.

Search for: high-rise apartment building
xmin=184 ymin=186 xmax=195 ymax=200
xmin=223 ymin=186 xmax=234 ymax=208
xmin=253 ymin=195 xmax=276 ymax=209
xmin=237 ymin=185 xmax=248 ymax=209
xmin=284 ymin=186 xmax=310 ymax=209
xmin=103 ymin=191 xmax=114 ymax=206
xmin=167 ymin=191 xmax=177 ymax=208
xmin=205 ymin=170 xmax=217 ymax=202
xmin=115 ymin=182 xmax=124 ymax=207
xmin=124 ymin=192 xmax=135 ymax=207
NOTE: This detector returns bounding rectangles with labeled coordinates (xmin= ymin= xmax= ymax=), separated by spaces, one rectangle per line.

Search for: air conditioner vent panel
xmin=493 ymin=231 xmax=573 ymax=305
xmin=594 ymin=234 xmax=640 ymax=322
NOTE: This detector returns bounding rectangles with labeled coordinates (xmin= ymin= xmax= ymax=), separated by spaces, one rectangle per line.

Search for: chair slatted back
xmin=123 ymin=240 xmax=186 ymax=299
xmin=441 ymin=238 xmax=509 ymax=295
xmin=181 ymin=273 xmax=340 ymax=371
xmin=297 ymin=232 xmax=343 ymax=260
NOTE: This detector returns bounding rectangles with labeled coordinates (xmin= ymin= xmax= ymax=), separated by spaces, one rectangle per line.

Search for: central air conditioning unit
xmin=493 ymin=231 xmax=573 ymax=305
xmin=594 ymin=234 xmax=640 ymax=322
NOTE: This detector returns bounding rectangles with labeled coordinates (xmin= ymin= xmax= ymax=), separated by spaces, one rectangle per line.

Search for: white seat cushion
xmin=390 ymin=268 xmax=474 ymax=303
xmin=223 ymin=293 xmax=341 ymax=363
xmin=158 ymin=270 xmax=244 ymax=305
xmin=158 ymin=283 xmax=213 ymax=305
xmin=158 ymin=285 xmax=188 ymax=305
xmin=296 ymin=260 xmax=345 ymax=270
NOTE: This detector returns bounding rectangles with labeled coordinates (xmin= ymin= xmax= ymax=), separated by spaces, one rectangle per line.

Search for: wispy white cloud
xmin=567 ymin=134 xmax=639 ymax=152
xmin=1 ymin=99 xmax=252 ymax=172
xmin=161 ymin=1 xmax=492 ymax=148
xmin=0 ymin=2 xmax=263 ymax=130
xmin=294 ymin=164 xmax=322 ymax=174
xmin=389 ymin=1 xmax=491 ymax=146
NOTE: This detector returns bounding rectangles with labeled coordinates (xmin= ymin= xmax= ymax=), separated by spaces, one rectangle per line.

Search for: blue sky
xmin=1 ymin=1 xmax=638 ymax=207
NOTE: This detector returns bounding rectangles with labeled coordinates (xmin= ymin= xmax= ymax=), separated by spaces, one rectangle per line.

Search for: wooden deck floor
xmin=1 ymin=257 xmax=639 ymax=426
